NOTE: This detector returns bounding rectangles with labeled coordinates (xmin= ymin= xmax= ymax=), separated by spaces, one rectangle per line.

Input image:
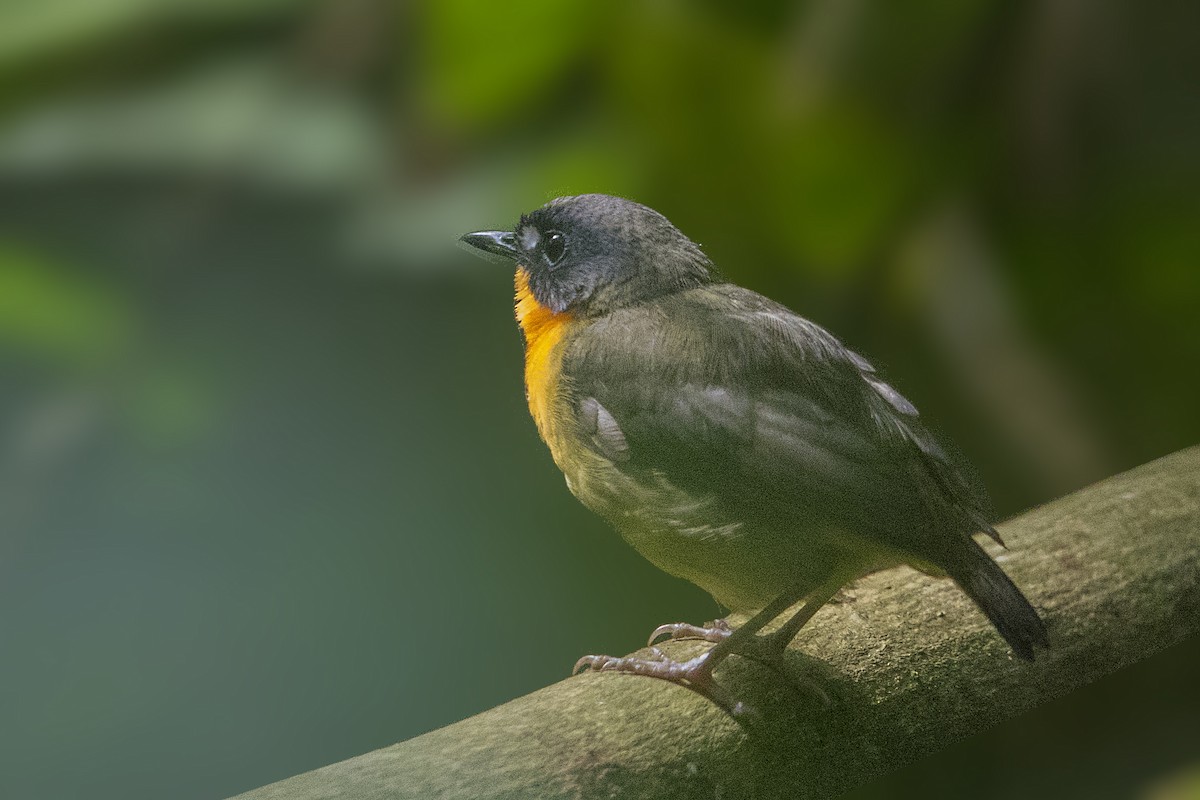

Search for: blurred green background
xmin=1 ymin=1 xmax=1197 ymax=798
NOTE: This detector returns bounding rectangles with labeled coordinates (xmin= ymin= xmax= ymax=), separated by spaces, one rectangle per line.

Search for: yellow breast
xmin=514 ymin=269 xmax=575 ymax=442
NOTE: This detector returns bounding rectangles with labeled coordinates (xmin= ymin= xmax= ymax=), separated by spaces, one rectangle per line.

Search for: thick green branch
xmin=233 ymin=448 xmax=1200 ymax=800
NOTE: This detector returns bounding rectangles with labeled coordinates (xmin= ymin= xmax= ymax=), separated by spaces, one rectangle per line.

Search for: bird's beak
xmin=460 ymin=230 xmax=520 ymax=261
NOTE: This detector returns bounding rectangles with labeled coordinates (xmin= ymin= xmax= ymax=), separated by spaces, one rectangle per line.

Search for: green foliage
xmin=0 ymin=0 xmax=307 ymax=73
xmin=0 ymin=247 xmax=130 ymax=365
xmin=420 ymin=0 xmax=601 ymax=131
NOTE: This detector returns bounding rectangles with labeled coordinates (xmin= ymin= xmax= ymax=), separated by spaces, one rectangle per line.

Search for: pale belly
xmin=558 ymin=446 xmax=883 ymax=612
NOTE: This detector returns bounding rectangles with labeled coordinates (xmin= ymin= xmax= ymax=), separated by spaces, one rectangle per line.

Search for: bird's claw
xmin=647 ymin=619 xmax=734 ymax=646
xmin=574 ymin=652 xmax=709 ymax=681
xmin=573 ymin=654 xmax=607 ymax=675
xmin=572 ymin=650 xmax=756 ymax=718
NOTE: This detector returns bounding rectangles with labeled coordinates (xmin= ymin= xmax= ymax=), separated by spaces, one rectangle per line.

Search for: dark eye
xmin=544 ymin=231 xmax=566 ymax=266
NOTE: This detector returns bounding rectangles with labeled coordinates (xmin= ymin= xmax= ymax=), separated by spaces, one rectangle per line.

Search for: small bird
xmin=461 ymin=194 xmax=1046 ymax=712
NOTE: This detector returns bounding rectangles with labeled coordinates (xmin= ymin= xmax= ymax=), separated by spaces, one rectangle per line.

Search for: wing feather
xmin=564 ymin=284 xmax=996 ymax=560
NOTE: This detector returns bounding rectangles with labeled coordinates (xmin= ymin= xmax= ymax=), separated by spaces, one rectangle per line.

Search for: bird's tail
xmin=949 ymin=538 xmax=1048 ymax=661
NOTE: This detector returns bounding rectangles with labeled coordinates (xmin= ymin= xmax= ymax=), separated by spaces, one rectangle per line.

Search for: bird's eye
xmin=544 ymin=231 xmax=566 ymax=266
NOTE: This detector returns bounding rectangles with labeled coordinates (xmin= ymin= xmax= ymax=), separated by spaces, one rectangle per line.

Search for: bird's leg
xmin=574 ymin=574 xmax=854 ymax=714
xmin=710 ymin=574 xmax=848 ymax=705
xmin=647 ymin=575 xmax=848 ymax=671
xmin=750 ymin=573 xmax=847 ymax=659
xmin=574 ymin=586 xmax=807 ymax=715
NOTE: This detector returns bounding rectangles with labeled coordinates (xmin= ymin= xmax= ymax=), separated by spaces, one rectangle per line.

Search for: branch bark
xmin=233 ymin=447 xmax=1200 ymax=800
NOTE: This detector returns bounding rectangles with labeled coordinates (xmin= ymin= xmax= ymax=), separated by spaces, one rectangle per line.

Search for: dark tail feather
xmin=950 ymin=539 xmax=1048 ymax=661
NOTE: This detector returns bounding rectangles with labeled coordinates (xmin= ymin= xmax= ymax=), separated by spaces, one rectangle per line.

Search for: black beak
xmin=460 ymin=230 xmax=520 ymax=261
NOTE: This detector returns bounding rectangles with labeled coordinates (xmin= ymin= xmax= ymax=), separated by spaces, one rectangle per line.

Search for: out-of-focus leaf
xmin=420 ymin=0 xmax=601 ymax=131
xmin=0 ymin=0 xmax=309 ymax=76
xmin=0 ymin=58 xmax=386 ymax=191
xmin=1143 ymin=763 xmax=1200 ymax=800
xmin=1107 ymin=195 xmax=1200 ymax=323
xmin=0 ymin=247 xmax=131 ymax=365
xmin=766 ymin=106 xmax=916 ymax=274
xmin=522 ymin=127 xmax=644 ymax=205
xmin=605 ymin=4 xmax=774 ymax=173
xmin=855 ymin=0 xmax=997 ymax=101
xmin=600 ymin=4 xmax=919 ymax=276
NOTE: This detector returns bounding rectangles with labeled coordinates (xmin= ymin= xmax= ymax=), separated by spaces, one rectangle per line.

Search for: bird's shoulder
xmin=564 ymin=282 xmax=909 ymax=418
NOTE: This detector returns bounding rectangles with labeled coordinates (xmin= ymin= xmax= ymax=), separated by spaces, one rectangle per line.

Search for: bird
xmin=460 ymin=193 xmax=1047 ymax=713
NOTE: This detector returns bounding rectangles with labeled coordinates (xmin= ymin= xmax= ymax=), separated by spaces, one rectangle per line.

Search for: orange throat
xmin=514 ymin=269 xmax=574 ymax=440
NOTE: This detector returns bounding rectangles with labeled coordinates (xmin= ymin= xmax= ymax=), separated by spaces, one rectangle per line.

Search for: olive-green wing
xmin=564 ymin=283 xmax=998 ymax=555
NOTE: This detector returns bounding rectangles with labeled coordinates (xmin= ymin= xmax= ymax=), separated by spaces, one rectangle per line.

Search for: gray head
xmin=460 ymin=194 xmax=716 ymax=316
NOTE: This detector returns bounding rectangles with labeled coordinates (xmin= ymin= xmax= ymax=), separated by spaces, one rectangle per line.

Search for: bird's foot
xmin=647 ymin=617 xmax=733 ymax=646
xmin=641 ymin=620 xmax=829 ymax=706
xmin=573 ymin=650 xmax=747 ymax=717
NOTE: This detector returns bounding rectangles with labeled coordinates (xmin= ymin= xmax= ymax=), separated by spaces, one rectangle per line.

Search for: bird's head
xmin=460 ymin=194 xmax=716 ymax=316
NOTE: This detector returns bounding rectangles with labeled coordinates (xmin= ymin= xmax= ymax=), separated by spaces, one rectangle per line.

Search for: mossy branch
xmin=233 ymin=448 xmax=1200 ymax=800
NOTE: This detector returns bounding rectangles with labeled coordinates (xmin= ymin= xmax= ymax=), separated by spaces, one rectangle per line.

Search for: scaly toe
xmin=648 ymin=621 xmax=735 ymax=646
xmin=572 ymin=651 xmax=713 ymax=683
xmin=573 ymin=654 xmax=614 ymax=674
xmin=572 ymin=650 xmax=758 ymax=719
